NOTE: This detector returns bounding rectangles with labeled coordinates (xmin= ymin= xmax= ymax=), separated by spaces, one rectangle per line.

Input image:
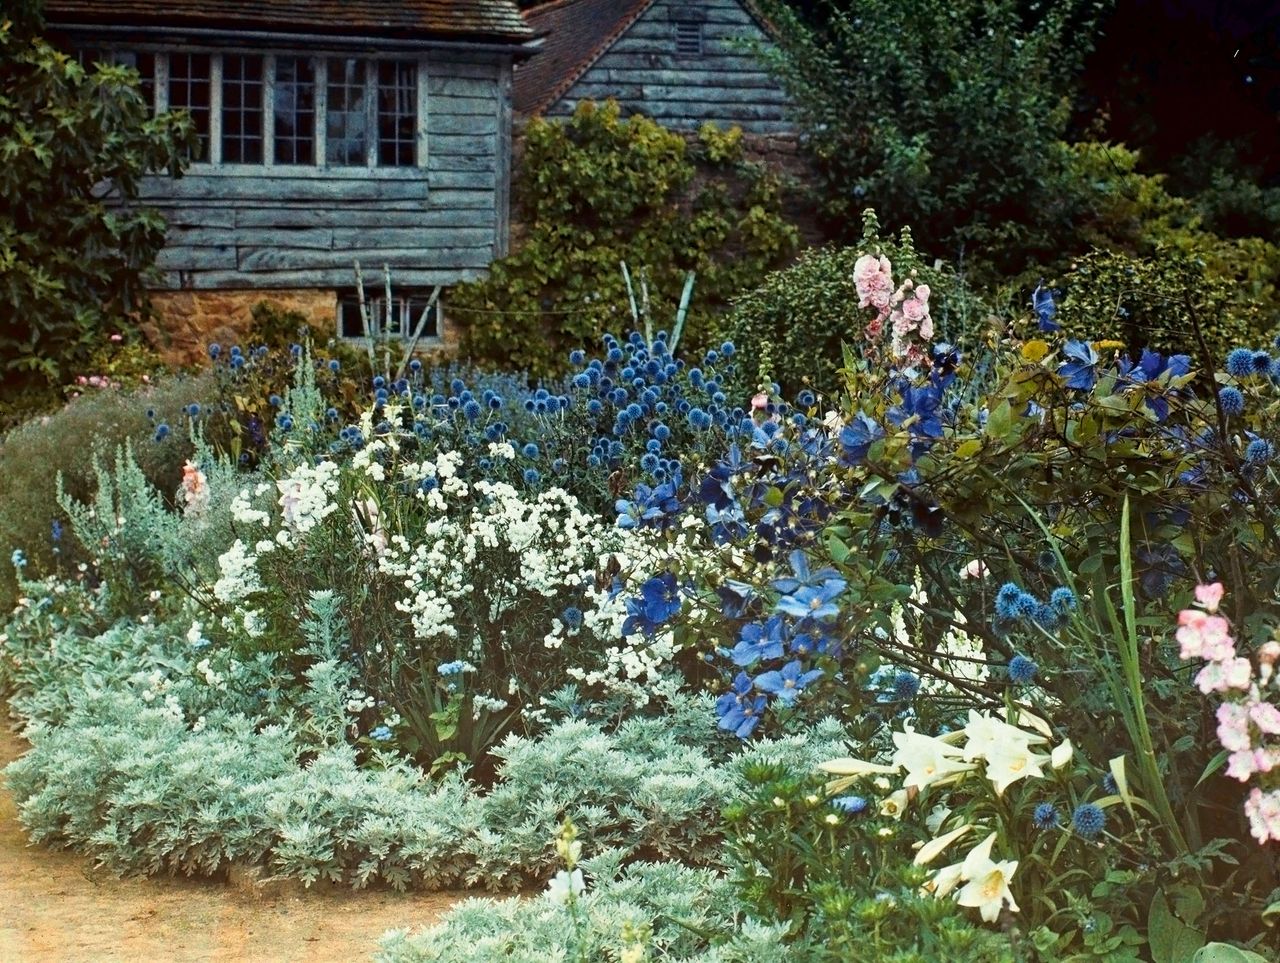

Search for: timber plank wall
xmin=545 ymin=0 xmax=794 ymax=136
xmin=138 ymin=52 xmax=511 ymax=291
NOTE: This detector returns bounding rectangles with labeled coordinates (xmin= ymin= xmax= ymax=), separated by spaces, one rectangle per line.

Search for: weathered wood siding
xmin=139 ymin=52 xmax=508 ymax=290
xmin=546 ymin=0 xmax=793 ymax=135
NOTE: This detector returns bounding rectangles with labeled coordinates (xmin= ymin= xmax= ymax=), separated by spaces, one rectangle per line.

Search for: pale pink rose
xmin=901 ymin=297 xmax=927 ymax=323
xmin=1197 ymin=657 xmax=1253 ymax=694
xmin=1260 ymin=641 xmax=1280 ymax=665
xmin=1245 ymin=787 xmax=1280 ymax=843
xmin=1217 ymin=702 xmax=1252 ymax=752
xmin=109 ymin=333 xmax=123 ymax=342
xmin=1195 ymin=582 xmax=1224 ymax=612
xmin=853 ymin=254 xmax=883 ymax=286
xmin=1249 ymin=700 xmax=1280 ymax=734
xmin=918 ymin=315 xmax=934 ymax=341
xmin=915 ymin=283 xmax=931 ymax=304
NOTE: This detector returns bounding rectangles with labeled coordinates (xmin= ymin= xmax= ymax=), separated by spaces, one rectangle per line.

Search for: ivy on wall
xmin=454 ymin=100 xmax=800 ymax=378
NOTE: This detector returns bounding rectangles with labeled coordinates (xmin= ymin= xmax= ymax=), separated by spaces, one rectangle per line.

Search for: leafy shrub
xmin=721 ymin=212 xmax=995 ymax=396
xmin=453 ymin=101 xmax=799 ymax=378
xmin=0 ymin=13 xmax=193 ymax=392
xmin=753 ymin=0 xmax=1103 ymax=272
xmin=0 ymin=368 xmax=214 ymax=612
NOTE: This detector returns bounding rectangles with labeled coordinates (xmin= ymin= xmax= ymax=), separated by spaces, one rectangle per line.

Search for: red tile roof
xmin=514 ymin=0 xmax=655 ymax=116
xmin=44 ymin=1 xmax=533 ymax=42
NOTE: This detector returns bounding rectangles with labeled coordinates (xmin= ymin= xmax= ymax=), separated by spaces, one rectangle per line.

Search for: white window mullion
xmin=314 ymin=57 xmax=327 ymax=168
xmin=209 ymin=53 xmax=223 ymax=165
xmin=416 ymin=55 xmax=429 ymax=169
xmin=262 ymin=53 xmax=276 ymax=168
xmin=154 ymin=52 xmax=169 ymax=113
xmin=366 ymin=58 xmax=377 ymax=170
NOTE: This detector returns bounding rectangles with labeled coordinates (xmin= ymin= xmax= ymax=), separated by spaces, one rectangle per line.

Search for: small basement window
xmin=674 ymin=21 xmax=704 ymax=56
xmin=337 ymin=291 xmax=441 ymax=342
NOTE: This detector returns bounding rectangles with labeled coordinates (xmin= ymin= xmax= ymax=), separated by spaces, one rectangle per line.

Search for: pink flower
xmin=109 ymin=333 xmax=123 ymax=342
xmin=915 ymin=283 xmax=931 ymax=304
xmin=959 ymin=559 xmax=988 ymax=580
xmin=1228 ymin=749 xmax=1262 ymax=781
xmin=1196 ymin=657 xmax=1253 ymax=694
xmin=751 ymin=392 xmax=768 ymax=411
xmin=1244 ymin=788 xmax=1280 ymax=844
xmin=1217 ymin=702 xmax=1252 ymax=752
xmin=901 ymin=297 xmax=927 ymax=324
xmin=918 ymin=315 xmax=934 ymax=341
xmin=1176 ymin=612 xmax=1234 ymax=661
xmin=1195 ymin=582 xmax=1224 ymax=612
xmin=1250 ymin=700 xmax=1280 ymax=735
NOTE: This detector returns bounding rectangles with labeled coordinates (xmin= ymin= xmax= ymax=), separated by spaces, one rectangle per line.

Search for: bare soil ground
xmin=0 ymin=726 xmax=464 ymax=962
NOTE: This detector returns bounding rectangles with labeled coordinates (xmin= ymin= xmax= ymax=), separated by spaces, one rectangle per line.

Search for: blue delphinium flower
xmin=50 ymin=519 xmax=62 ymax=544
xmin=775 ymin=580 xmax=845 ymax=622
xmin=832 ymin=795 xmax=868 ymax=815
xmin=838 ymin=412 xmax=885 ymax=466
xmin=1058 ymin=340 xmax=1100 ymax=390
xmin=622 ymin=573 xmax=681 ymax=636
xmin=1008 ymin=654 xmax=1038 ymax=684
xmin=892 ymin=671 xmax=921 ymax=701
xmin=1213 ymin=386 xmax=1244 ymax=417
xmin=754 ymin=659 xmax=823 ymax=706
xmin=1072 ymin=803 xmax=1106 ymax=839
xmin=717 ymin=672 xmax=767 ymax=738
xmin=1226 ymin=348 xmax=1256 ymax=378
xmin=1245 ymin=438 xmax=1275 ymax=464
xmin=730 ymin=616 xmax=786 ymax=666
xmin=1033 ymin=283 xmax=1059 ymax=332
xmin=1033 ymin=802 xmax=1060 ymax=829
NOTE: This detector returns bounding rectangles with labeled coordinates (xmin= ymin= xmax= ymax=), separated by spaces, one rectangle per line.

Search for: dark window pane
xmin=168 ymin=53 xmax=211 ymax=160
xmin=337 ymin=293 xmax=438 ymax=339
xmin=326 ymin=58 xmax=366 ymax=167
xmin=377 ymin=60 xmax=417 ymax=167
xmin=222 ymin=54 xmax=263 ymax=164
xmin=274 ymin=56 xmax=315 ymax=165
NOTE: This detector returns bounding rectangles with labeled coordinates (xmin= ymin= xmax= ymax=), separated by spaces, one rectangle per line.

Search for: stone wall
xmin=145 ymin=289 xmax=460 ymax=368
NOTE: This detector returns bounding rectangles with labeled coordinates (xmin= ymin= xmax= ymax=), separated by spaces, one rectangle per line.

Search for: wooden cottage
xmin=513 ymin=0 xmax=795 ymax=138
xmin=42 ymin=0 xmax=533 ymax=359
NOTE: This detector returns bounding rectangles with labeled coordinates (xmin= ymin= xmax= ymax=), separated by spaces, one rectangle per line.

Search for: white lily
xmin=913 ymin=824 xmax=974 ymax=866
xmin=1051 ymin=738 xmax=1074 ymax=769
xmin=961 ymin=709 xmax=1046 ymax=763
xmin=955 ymin=835 xmax=1020 ymax=923
xmin=984 ymin=741 xmax=1050 ymax=796
xmin=923 ymin=860 xmax=966 ymax=899
xmin=892 ymin=730 xmax=974 ymax=790
xmin=818 ymin=757 xmax=901 ymax=777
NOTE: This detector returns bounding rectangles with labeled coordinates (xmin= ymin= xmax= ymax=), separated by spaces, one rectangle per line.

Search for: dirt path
xmin=0 ymin=726 xmax=464 ymax=963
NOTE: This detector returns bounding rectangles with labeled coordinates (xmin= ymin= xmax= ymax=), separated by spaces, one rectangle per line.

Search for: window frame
xmin=79 ymin=45 xmax=429 ymax=173
xmin=335 ymin=289 xmax=445 ymax=346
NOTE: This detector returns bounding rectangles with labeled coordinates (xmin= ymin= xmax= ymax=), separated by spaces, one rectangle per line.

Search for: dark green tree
xmin=754 ymin=0 xmax=1109 ymax=274
xmin=0 ymin=4 xmax=193 ymax=388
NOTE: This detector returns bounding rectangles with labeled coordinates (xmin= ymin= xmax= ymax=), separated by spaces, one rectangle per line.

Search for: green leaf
xmin=1149 ymin=890 xmax=1206 ymax=963
xmin=986 ymin=400 xmax=1012 ymax=439
xmin=1190 ymin=944 xmax=1270 ymax=963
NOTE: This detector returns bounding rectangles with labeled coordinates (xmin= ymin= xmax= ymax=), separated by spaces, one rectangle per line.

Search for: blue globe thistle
xmin=720 ymin=341 xmax=736 ymax=357
xmin=561 ymin=606 xmax=583 ymax=629
xmin=521 ymin=442 xmax=538 ymax=458
xmin=1254 ymin=351 xmax=1273 ymax=374
xmin=653 ymin=423 xmax=671 ymax=442
xmin=832 ymin=795 xmax=868 ymax=815
xmin=797 ymin=389 xmax=816 ymax=408
xmin=1013 ymin=591 xmax=1042 ymax=621
xmin=1033 ymin=802 xmax=1060 ymax=830
xmin=208 ymin=343 xmax=222 ymax=359
xmin=328 ymin=358 xmax=341 ymax=372
xmin=994 ymin=582 xmax=1022 ymax=621
xmin=1245 ymin=438 xmax=1275 ymax=465
xmin=892 ymin=671 xmax=921 ymax=701
xmin=1008 ymin=654 xmax=1038 ymax=684
xmin=145 ymin=407 xmax=155 ymax=421
xmin=325 ymin=407 xmax=339 ymax=422
xmin=1072 ymin=803 xmax=1106 ymax=839
xmin=462 ymin=399 xmax=482 ymax=421
xmin=373 ymin=375 xmax=386 ymax=389
xmin=268 ymin=394 xmax=283 ymax=407
xmin=569 ymin=349 xmax=585 ymax=365
xmin=1218 ymin=386 xmax=1245 ymax=416
xmin=1226 ymin=348 xmax=1256 ymax=378
xmin=640 ymin=452 xmax=660 ymax=473
xmin=186 ymin=403 xmax=201 ymax=417
xmin=1032 ymin=602 xmax=1062 ymax=630
xmin=154 ymin=423 xmax=171 ymax=441
xmin=1050 ymin=587 xmax=1077 ymax=613
xmin=523 ymin=468 xmax=540 ymax=485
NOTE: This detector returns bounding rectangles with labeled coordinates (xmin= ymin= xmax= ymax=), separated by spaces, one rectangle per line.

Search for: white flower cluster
xmin=276 ymin=459 xmax=341 ymax=534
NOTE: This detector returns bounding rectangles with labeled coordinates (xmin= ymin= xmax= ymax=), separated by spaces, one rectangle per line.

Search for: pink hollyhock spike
xmin=1195 ymin=582 xmax=1224 ymax=613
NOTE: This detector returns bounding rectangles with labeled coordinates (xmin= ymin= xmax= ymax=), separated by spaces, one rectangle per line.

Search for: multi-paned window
xmin=77 ymin=49 xmax=156 ymax=106
xmin=273 ymin=57 xmax=315 ymax=166
xmin=75 ymin=47 xmax=423 ymax=169
xmin=221 ymin=54 xmax=264 ymax=164
xmin=168 ymin=53 xmax=212 ymax=159
xmin=337 ymin=291 xmax=441 ymax=341
xmin=326 ymin=58 xmax=368 ymax=167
